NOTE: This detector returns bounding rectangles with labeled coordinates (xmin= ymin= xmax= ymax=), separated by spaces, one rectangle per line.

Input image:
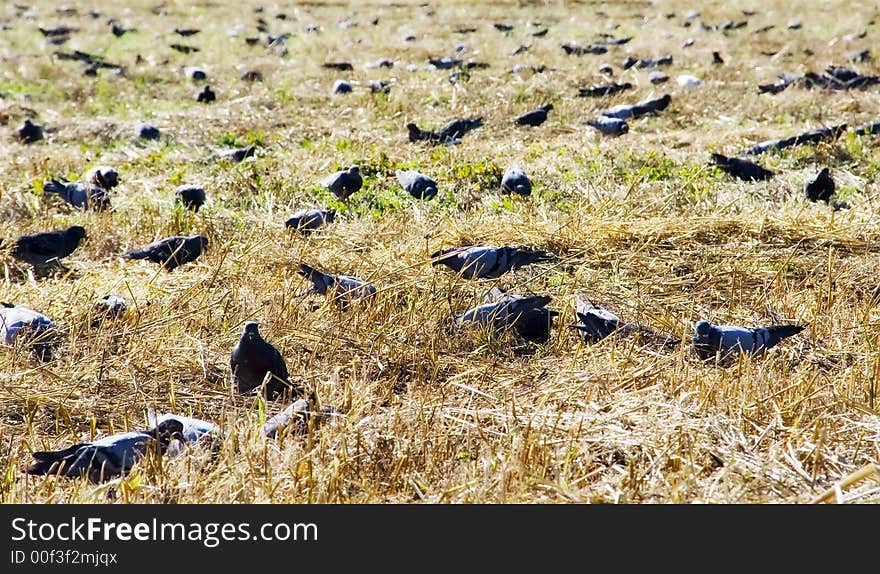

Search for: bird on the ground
xmin=569 ymin=295 xmax=682 ymax=348
xmin=230 ymin=321 xmax=294 ymax=399
xmin=710 ymin=153 xmax=774 ymax=181
xmin=196 ymin=84 xmax=215 ymax=102
xmin=175 ymin=184 xmax=206 ymax=212
xmin=18 ymin=119 xmax=44 ymax=143
xmin=692 ymin=320 xmax=805 ymax=362
xmin=42 ymin=165 xmax=118 ymax=211
xmin=396 ymin=169 xmax=438 ymax=199
xmin=456 ymin=289 xmax=555 ymax=339
xmin=586 ymin=116 xmax=629 ymax=136
xmin=137 ymin=122 xmax=160 ymax=140
xmin=600 ymin=94 xmax=671 ymax=120
xmin=804 ymin=167 xmax=835 ymax=203
xmin=263 ymin=399 xmax=336 ymax=438
xmin=285 ymin=209 xmax=336 ymax=234
xmin=431 ymin=246 xmax=553 ymax=280
xmin=578 ymin=82 xmax=632 ymax=97
xmin=514 ymin=104 xmax=553 ymax=126
xmin=0 ymin=303 xmax=54 ymax=359
xmin=122 ymin=234 xmax=209 ymax=272
xmin=297 ymin=263 xmax=377 ymax=304
xmin=320 ymin=165 xmax=362 ymax=200
xmin=11 ymin=225 xmax=87 ymax=267
xmin=26 ymin=413 xmax=219 ymax=483
xmin=92 ymin=295 xmax=127 ymax=326
xmin=501 ymin=166 xmax=532 ymax=196
xmin=215 ymin=145 xmax=255 ymax=163
xmin=407 ymin=117 xmax=483 ymax=144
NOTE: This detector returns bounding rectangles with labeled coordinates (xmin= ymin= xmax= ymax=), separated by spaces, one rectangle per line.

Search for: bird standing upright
xmin=230 ymin=321 xmax=293 ymax=399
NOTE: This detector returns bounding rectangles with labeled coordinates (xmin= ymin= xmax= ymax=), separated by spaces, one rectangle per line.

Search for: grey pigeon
xmin=42 ymin=179 xmax=110 ymax=211
xmin=569 ymin=295 xmax=681 ymax=348
xmin=230 ymin=321 xmax=293 ymax=399
xmin=501 ymin=166 xmax=532 ymax=196
xmin=263 ymin=400 xmax=336 ymax=438
xmin=804 ymin=168 xmax=835 ymax=203
xmin=515 ymin=104 xmax=553 ymax=127
xmin=456 ymin=290 xmax=554 ymax=339
xmin=122 ymin=234 xmax=209 ymax=272
xmin=431 ymin=245 xmax=553 ymax=280
xmin=285 ymin=209 xmax=336 ymax=234
xmin=648 ymin=70 xmax=669 ymax=84
xmin=297 ymin=263 xmax=377 ymax=304
xmin=320 ymin=165 xmax=362 ymax=200
xmin=175 ymin=184 xmax=206 ymax=212
xmin=396 ymin=169 xmax=438 ymax=199
xmin=692 ymin=320 xmax=805 ymax=362
xmin=586 ymin=116 xmax=629 ymax=136
xmin=18 ymin=119 xmax=44 ymax=143
xmin=600 ymin=94 xmax=671 ymax=120
xmin=710 ymin=153 xmax=774 ymax=181
xmin=26 ymin=413 xmax=218 ymax=482
xmin=569 ymin=296 xmax=621 ymax=343
xmin=11 ymin=225 xmax=87 ymax=267
xmin=0 ymin=303 xmax=54 ymax=359
xmin=369 ymin=80 xmax=391 ymax=94
xmin=137 ymin=122 xmax=160 ymax=140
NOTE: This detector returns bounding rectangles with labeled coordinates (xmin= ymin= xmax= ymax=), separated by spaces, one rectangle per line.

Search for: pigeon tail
xmin=762 ymin=325 xmax=805 ymax=349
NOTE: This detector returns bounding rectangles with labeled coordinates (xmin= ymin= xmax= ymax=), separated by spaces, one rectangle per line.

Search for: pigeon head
xmin=619 ymin=122 xmax=630 ymax=134
xmin=88 ymin=166 xmax=119 ymax=189
xmin=543 ymin=103 xmax=554 ymax=111
xmin=693 ymin=320 xmax=713 ymax=341
xmin=195 ymin=235 xmax=210 ymax=250
xmin=348 ymin=165 xmax=360 ymax=175
xmin=66 ymin=226 xmax=87 ymax=242
xmin=242 ymin=321 xmax=261 ymax=338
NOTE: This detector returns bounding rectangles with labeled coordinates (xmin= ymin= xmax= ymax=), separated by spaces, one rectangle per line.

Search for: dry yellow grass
xmin=1 ymin=0 xmax=879 ymax=503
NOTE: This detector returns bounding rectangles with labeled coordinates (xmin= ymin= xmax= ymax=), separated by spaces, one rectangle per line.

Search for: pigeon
xmin=11 ymin=225 xmax=87 ymax=267
xmin=369 ymin=80 xmax=391 ymax=94
xmin=320 ymin=166 xmax=362 ymax=200
xmin=332 ymin=79 xmax=353 ymax=94
xmin=42 ymin=179 xmax=111 ymax=211
xmin=431 ymin=246 xmax=553 ymax=280
xmin=122 ymin=234 xmax=209 ymax=272
xmin=710 ymin=153 xmax=774 ymax=181
xmin=297 ymin=263 xmax=377 ymax=304
xmin=569 ymin=296 xmax=621 ymax=343
xmin=230 ymin=322 xmax=293 ymax=399
xmin=175 ymin=28 xmax=201 ymax=37
xmin=18 ymin=119 xmax=44 ymax=143
xmin=456 ymin=290 xmax=555 ymax=338
xmin=0 ymin=303 xmax=54 ymax=359
xmin=692 ymin=320 xmax=805 ymax=361
xmin=514 ymin=104 xmax=553 ymax=127
xmin=577 ymin=82 xmax=633 ymax=97
xmin=804 ymin=168 xmax=835 ymax=203
xmin=511 ymin=306 xmax=559 ymax=343
xmin=437 ymin=117 xmax=483 ymax=140
xmin=285 ymin=209 xmax=336 ymax=233
xmin=648 ymin=70 xmax=669 ymax=84
xmin=586 ymin=116 xmax=629 ymax=137
xmin=240 ymin=70 xmax=263 ymax=82
xmin=600 ymin=94 xmax=671 ymax=120
xmin=406 ymin=123 xmax=450 ymax=144
xmin=92 ymin=295 xmax=127 ymax=324
xmin=501 ymin=166 xmax=532 ymax=196
xmin=184 ymin=66 xmax=207 ymax=80
xmin=396 ymin=169 xmax=438 ymax=199
xmin=175 ymin=184 xmax=206 ymax=212
xmin=569 ymin=295 xmax=682 ymax=348
xmin=196 ymin=84 xmax=215 ymax=103
xmin=26 ymin=413 xmax=218 ymax=482
xmin=136 ymin=122 xmax=160 ymax=140
xmin=263 ymin=398 xmax=310 ymax=437
xmin=216 ymin=145 xmax=255 ymax=163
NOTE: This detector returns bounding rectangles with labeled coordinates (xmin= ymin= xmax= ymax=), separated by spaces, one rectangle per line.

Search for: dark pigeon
xmin=185 ymin=66 xmax=207 ymax=81
xmin=431 ymin=246 xmax=552 ymax=280
xmin=230 ymin=322 xmax=293 ymax=399
xmin=217 ymin=145 xmax=256 ymax=163
xmin=175 ymin=184 xmax=206 ymax=212
xmin=692 ymin=320 xmax=805 ymax=362
xmin=501 ymin=166 xmax=532 ymax=196
xmin=428 ymin=57 xmax=462 ymax=70
xmin=240 ymin=70 xmax=263 ymax=82
xmin=511 ymin=306 xmax=559 ymax=343
xmin=297 ymin=263 xmax=377 ymax=304
xmin=196 ymin=84 xmax=215 ymax=103
xmin=320 ymin=165 xmax=362 ymax=200
xmin=711 ymin=153 xmax=774 ymax=181
xmin=285 ymin=209 xmax=336 ymax=234
xmin=515 ymin=104 xmax=553 ymax=127
xmin=122 ymin=234 xmax=209 ymax=272
xmin=369 ymin=80 xmax=391 ymax=94
xmin=11 ymin=225 xmax=86 ymax=267
xmin=561 ymin=43 xmax=607 ymax=56
xmin=804 ymin=168 xmax=840 ymax=206
xmin=741 ymin=124 xmax=848 ymax=156
xmin=396 ymin=169 xmax=438 ymax=199
xmin=170 ymin=43 xmax=200 ymax=54
xmin=332 ymin=79 xmax=353 ymax=94
xmin=578 ymin=82 xmax=633 ymax=98
xmin=437 ymin=117 xmax=483 ymax=140
xmin=407 ymin=123 xmax=454 ymax=145
xmin=26 ymin=414 xmax=218 ymax=482
xmin=323 ymin=62 xmax=353 ymax=71
xmin=136 ymin=122 xmax=160 ymax=140
xmin=18 ymin=119 xmax=44 ymax=143
xmin=586 ymin=116 xmax=629 ymax=136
